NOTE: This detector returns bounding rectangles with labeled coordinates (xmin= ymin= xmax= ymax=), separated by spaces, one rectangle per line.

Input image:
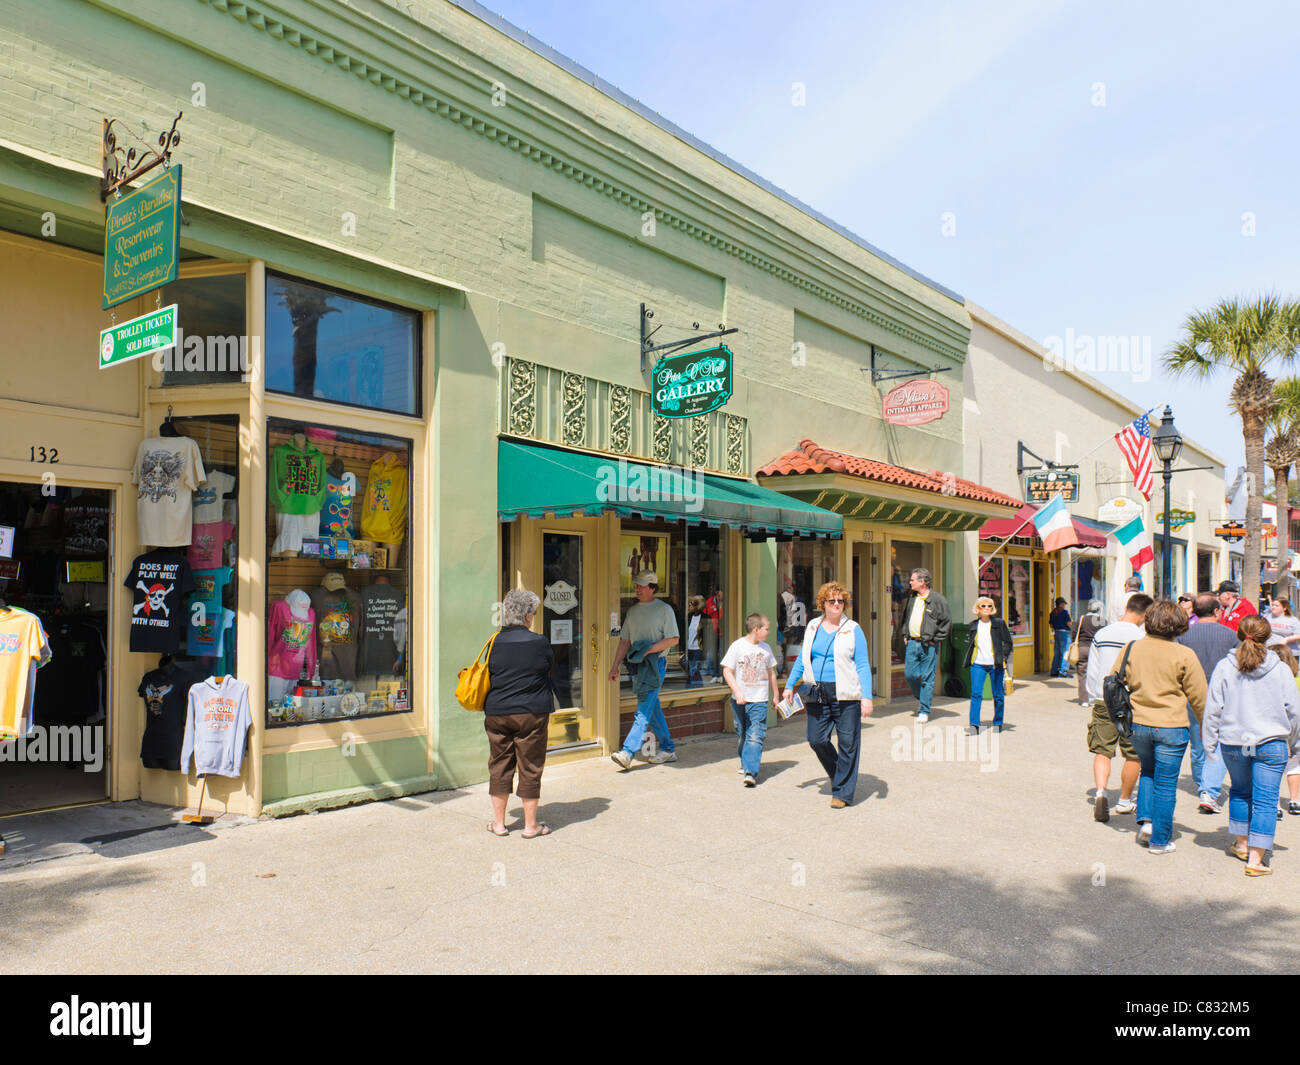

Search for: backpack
xmin=1102 ymin=641 xmax=1137 ymax=738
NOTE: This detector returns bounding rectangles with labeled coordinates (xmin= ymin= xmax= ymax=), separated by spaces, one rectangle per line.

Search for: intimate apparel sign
xmin=881 ymin=380 xmax=949 ymax=426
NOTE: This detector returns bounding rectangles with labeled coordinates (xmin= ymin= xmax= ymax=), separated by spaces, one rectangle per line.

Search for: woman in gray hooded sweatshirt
xmin=1203 ymin=614 xmax=1300 ymax=875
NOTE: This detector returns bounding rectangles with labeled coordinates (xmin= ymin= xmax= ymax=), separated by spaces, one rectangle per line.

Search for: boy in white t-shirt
xmin=722 ymin=612 xmax=781 ymax=787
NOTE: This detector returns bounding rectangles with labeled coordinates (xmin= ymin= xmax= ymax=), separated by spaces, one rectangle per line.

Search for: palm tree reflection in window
xmin=279 ymin=286 xmax=339 ymax=398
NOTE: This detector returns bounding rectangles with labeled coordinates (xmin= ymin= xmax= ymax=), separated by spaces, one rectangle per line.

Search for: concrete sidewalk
xmin=2 ymin=675 xmax=1299 ymax=974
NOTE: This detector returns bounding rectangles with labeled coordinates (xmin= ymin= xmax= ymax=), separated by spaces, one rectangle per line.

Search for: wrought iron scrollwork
xmin=102 ymin=111 xmax=183 ymax=201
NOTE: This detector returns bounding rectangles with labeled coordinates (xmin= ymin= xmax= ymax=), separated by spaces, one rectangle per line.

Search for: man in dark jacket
xmin=1178 ymin=593 xmax=1237 ymax=813
xmin=896 ymin=567 xmax=951 ymax=723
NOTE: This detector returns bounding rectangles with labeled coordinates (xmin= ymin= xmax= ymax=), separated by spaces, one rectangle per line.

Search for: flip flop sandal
xmin=486 ymin=822 xmax=509 ymax=837
xmin=522 ymin=823 xmax=551 ymax=839
xmin=1228 ymin=844 xmax=1249 ymax=861
xmin=1245 ymin=865 xmax=1273 ymax=876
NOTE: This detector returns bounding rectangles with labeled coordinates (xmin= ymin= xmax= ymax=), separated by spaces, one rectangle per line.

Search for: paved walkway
xmin=2 ymin=675 xmax=1298 ymax=974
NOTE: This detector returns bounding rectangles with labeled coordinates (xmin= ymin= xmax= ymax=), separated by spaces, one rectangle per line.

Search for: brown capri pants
xmin=485 ymin=712 xmax=550 ymax=799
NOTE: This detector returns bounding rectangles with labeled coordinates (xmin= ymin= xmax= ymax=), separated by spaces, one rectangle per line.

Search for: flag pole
xmin=978 ymin=511 xmax=1038 ymax=575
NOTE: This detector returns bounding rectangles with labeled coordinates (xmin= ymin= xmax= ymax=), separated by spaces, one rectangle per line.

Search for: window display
xmin=266 ymin=418 xmax=412 ymax=726
xmin=617 ymin=522 xmax=727 ymax=694
xmin=776 ymin=540 xmax=836 ymax=677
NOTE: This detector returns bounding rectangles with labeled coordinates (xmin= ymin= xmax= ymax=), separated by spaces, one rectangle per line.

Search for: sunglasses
xmin=825 ymin=598 xmax=846 ymax=605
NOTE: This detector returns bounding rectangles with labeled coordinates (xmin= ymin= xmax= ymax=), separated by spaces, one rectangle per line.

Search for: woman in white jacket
xmin=1203 ymin=614 xmax=1300 ymax=875
xmin=782 ymin=581 xmax=874 ymax=809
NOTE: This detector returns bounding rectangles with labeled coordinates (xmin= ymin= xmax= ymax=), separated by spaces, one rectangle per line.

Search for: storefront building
xmin=962 ymin=302 xmax=1227 ymax=674
xmin=0 ymin=0 xmax=1010 ymax=815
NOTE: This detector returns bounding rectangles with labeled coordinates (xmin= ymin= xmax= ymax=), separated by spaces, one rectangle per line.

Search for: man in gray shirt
xmin=608 ymin=571 xmax=680 ymax=769
xmin=1178 ymin=593 xmax=1238 ymax=813
xmin=1108 ymin=576 xmax=1144 ymax=624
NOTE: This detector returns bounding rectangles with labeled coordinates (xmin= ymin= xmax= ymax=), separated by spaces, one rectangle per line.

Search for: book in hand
xmin=776 ymin=690 xmax=804 ymax=719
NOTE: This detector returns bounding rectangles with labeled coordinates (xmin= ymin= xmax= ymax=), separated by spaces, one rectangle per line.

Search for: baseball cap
xmin=633 ymin=571 xmax=658 ymax=587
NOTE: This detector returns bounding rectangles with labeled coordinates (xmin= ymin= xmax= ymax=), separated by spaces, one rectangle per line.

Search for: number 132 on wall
xmin=29 ymin=446 xmax=59 ymax=463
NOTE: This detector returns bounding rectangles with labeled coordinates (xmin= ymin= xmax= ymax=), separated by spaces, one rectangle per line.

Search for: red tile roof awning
xmin=978 ymin=503 xmax=1109 ymax=549
xmin=757 ymin=439 xmax=1023 ymax=507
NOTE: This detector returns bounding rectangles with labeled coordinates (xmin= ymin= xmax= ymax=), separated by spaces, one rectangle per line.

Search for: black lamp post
xmin=1151 ymin=406 xmax=1184 ymax=600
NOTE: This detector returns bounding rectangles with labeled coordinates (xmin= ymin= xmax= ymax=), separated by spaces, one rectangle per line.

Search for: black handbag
xmin=1102 ymin=641 xmax=1137 ymax=738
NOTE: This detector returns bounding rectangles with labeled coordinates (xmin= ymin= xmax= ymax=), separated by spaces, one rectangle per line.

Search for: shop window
xmin=775 ymin=540 xmax=837 ymax=676
xmin=1006 ymin=559 xmax=1032 ymax=637
xmin=265 ymin=274 xmax=420 ymax=416
xmin=617 ymin=522 xmax=727 ymax=694
xmin=265 ymin=417 xmax=411 ymax=727
xmin=978 ymin=553 xmax=1005 ymax=621
xmin=889 ymin=541 xmax=936 ymax=662
xmin=1072 ymin=556 xmax=1106 ymax=619
xmin=159 ymin=274 xmax=248 ymax=386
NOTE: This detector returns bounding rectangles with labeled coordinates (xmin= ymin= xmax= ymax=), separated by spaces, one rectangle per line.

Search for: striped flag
xmin=1116 ymin=413 xmax=1154 ymax=501
xmin=1114 ymin=514 xmax=1155 ymax=570
xmin=1030 ymin=493 xmax=1080 ymax=552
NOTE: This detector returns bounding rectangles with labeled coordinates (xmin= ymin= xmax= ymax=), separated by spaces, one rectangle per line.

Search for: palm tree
xmin=1266 ymin=377 xmax=1300 ymax=601
xmin=1164 ymin=296 xmax=1300 ymax=607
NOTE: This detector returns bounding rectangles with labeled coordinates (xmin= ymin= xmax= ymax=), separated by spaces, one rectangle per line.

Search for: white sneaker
xmin=610 ymin=750 xmax=633 ymax=770
xmin=1113 ymin=798 xmax=1136 ymax=815
xmin=1137 ymin=822 xmax=1153 ymax=846
xmin=1148 ymin=842 xmax=1177 ymax=855
xmin=917 ymin=713 xmax=930 ymax=724
xmin=743 ymin=774 xmax=756 ymax=788
xmin=647 ymin=750 xmax=677 ymax=764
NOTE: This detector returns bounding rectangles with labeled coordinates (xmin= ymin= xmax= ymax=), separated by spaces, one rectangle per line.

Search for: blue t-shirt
xmin=187 ymin=566 xmax=233 ymax=657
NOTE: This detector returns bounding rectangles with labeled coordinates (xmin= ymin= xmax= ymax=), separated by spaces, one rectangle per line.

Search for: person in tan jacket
xmin=1109 ymin=600 xmax=1208 ymax=854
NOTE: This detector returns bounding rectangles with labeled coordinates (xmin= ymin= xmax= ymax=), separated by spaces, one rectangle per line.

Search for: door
xmin=851 ymin=539 xmax=879 ymax=695
xmin=539 ymin=525 xmax=601 ymax=752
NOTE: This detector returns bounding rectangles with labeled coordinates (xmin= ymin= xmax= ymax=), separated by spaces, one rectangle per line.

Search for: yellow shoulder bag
xmin=455 ymin=632 xmax=499 ymax=712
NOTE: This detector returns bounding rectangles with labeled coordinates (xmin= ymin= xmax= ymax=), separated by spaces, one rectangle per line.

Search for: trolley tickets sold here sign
xmin=881 ymin=380 xmax=949 ymax=426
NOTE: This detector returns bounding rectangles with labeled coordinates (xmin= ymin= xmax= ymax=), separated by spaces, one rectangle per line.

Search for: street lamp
xmin=1151 ymin=405 xmax=1184 ymax=599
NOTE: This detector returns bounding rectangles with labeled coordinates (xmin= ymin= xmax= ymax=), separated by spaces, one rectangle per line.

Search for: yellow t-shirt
xmin=360 ymin=453 xmax=409 ymax=545
xmin=908 ymin=594 xmax=928 ymax=638
xmin=0 ymin=608 xmax=51 ymax=739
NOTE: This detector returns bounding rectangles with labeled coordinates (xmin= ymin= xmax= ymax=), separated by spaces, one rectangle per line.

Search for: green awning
xmin=498 ymin=439 xmax=842 ymax=539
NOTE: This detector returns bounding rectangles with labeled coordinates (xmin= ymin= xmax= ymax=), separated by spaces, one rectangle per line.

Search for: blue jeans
xmin=1186 ymin=704 xmax=1227 ymax=797
xmin=806 ymin=699 xmax=861 ymax=802
xmin=622 ymin=658 xmax=675 ymax=757
xmin=1130 ymin=723 xmax=1190 ymax=847
xmin=1220 ymin=740 xmax=1288 ymax=850
xmin=686 ymin=650 xmax=703 ymax=687
xmin=732 ymin=699 xmax=768 ymax=777
xmin=904 ymin=640 xmax=938 ymax=713
xmin=1052 ymin=629 xmax=1071 ymax=676
xmin=969 ymin=664 xmax=1005 ymax=726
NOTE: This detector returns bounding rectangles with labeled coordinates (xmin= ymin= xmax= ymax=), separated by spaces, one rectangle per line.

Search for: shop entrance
xmin=850 ymin=539 xmax=879 ymax=692
xmin=0 ymin=481 xmax=112 ymax=816
xmin=541 ymin=528 xmax=600 ymax=751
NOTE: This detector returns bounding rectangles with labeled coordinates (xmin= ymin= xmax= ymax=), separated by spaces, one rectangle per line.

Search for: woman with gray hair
xmin=483 ymin=588 xmax=555 ymax=837
xmin=1076 ymin=599 xmax=1105 ymax=706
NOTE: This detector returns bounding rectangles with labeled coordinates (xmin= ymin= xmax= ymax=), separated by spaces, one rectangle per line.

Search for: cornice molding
xmin=193 ymin=0 xmax=967 ymax=361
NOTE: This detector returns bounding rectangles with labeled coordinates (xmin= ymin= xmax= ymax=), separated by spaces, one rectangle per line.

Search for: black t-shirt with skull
xmin=124 ymin=550 xmax=195 ymax=652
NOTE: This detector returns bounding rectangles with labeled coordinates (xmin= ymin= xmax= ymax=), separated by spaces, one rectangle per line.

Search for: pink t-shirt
xmin=188 ymin=521 xmax=233 ymax=570
xmin=268 ymin=599 xmax=317 ymax=681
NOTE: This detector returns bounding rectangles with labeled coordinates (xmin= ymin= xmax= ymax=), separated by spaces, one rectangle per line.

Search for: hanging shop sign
xmin=543 ymin=580 xmax=578 ymax=614
xmin=650 ymin=345 xmax=733 ymax=418
xmin=103 ymin=165 xmax=181 ymax=309
xmin=1025 ymin=470 xmax=1080 ymax=504
xmin=1098 ymin=496 xmax=1140 ymax=524
xmin=1155 ymin=508 xmax=1195 ymax=530
xmin=99 ymin=304 xmax=177 ymax=370
xmin=1215 ymin=521 xmax=1244 ymax=543
xmin=881 ymin=379 xmax=949 ymax=426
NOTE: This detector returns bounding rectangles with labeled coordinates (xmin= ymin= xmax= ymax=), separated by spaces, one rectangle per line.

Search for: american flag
xmin=1116 ymin=413 xmax=1153 ymax=501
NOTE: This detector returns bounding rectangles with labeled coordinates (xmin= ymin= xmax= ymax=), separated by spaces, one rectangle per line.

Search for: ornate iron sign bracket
xmin=101 ymin=111 xmax=182 ymax=201
xmin=640 ymin=302 xmax=737 ymax=372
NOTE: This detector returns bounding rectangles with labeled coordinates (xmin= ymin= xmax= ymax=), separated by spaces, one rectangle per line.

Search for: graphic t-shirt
xmin=0 ymin=608 xmax=51 ymax=739
xmin=125 ymin=551 xmax=194 ymax=653
xmin=191 ymin=470 xmax=236 ymax=525
xmin=63 ymin=500 xmax=110 ymax=558
xmin=268 ymin=599 xmax=317 ymax=681
xmin=319 ymin=471 xmax=357 ymax=538
xmin=359 ymin=584 xmax=404 ymax=674
xmin=187 ymin=521 xmax=233 ymax=571
xmin=309 ymin=586 xmax=362 ymax=680
xmin=181 ymin=675 xmax=252 ymax=778
xmin=271 ymin=440 xmax=326 ymax=516
xmin=139 ymin=665 xmax=203 ymax=771
xmin=721 ymin=638 xmax=779 ymax=703
xmin=360 ymin=454 xmax=408 ymax=545
xmin=187 ymin=566 xmax=234 ymax=657
xmin=132 ymin=437 xmax=206 ymax=547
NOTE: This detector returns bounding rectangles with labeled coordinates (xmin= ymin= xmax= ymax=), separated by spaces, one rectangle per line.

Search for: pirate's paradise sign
xmin=650 ymin=345 xmax=733 ymax=418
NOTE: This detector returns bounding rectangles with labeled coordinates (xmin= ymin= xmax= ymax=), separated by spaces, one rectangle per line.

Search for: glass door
xmin=542 ymin=530 xmax=597 ymax=750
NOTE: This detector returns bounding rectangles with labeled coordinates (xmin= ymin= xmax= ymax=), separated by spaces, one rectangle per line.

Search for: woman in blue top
xmin=781 ymin=581 xmax=874 ymax=808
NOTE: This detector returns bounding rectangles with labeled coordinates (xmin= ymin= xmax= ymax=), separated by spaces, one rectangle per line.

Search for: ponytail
xmin=1235 ymin=614 xmax=1271 ymax=673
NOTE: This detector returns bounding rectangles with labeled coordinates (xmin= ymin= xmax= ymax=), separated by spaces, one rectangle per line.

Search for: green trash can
xmin=943 ymin=622 xmax=972 ymax=698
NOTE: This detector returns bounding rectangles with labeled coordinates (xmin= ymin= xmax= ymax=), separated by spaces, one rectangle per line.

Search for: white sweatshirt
xmin=181 ymin=675 xmax=252 ymax=778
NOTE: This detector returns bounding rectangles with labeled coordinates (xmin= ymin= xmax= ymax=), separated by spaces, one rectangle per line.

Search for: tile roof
xmin=757 ymin=439 xmax=1023 ymax=508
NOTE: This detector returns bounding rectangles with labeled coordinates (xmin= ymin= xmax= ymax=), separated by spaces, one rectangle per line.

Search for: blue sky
xmin=473 ymin=0 xmax=1300 ymax=491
